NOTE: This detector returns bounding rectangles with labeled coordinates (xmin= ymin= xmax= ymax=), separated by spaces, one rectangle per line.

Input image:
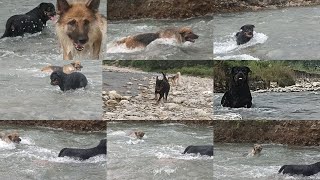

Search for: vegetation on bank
xmin=214 ymin=60 xmax=320 ymax=92
xmin=103 ymin=60 xmax=213 ymax=78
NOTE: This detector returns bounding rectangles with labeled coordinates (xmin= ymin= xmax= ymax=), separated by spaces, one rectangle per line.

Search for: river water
xmin=214 ymin=143 xmax=320 ymax=179
xmin=107 ymin=122 xmax=213 ymax=180
xmin=214 ymin=91 xmax=320 ymax=120
xmin=214 ymin=6 xmax=320 ymax=60
xmin=0 ymin=125 xmax=106 ymax=180
xmin=106 ymin=16 xmax=213 ymax=60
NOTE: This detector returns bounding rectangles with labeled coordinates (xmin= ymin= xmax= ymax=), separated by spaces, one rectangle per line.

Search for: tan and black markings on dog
xmin=116 ymin=27 xmax=199 ymax=49
xmin=127 ymin=131 xmax=145 ymax=139
xmin=56 ymin=0 xmax=107 ymax=60
xmin=168 ymin=72 xmax=181 ymax=86
xmin=248 ymin=144 xmax=262 ymax=156
xmin=0 ymin=132 xmax=21 ymax=143
xmin=41 ymin=60 xmax=83 ymax=74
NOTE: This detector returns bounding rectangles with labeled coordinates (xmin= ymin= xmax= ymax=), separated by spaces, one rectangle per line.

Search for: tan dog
xmin=56 ymin=0 xmax=107 ymax=60
xmin=248 ymin=144 xmax=262 ymax=156
xmin=0 ymin=132 xmax=21 ymax=143
xmin=127 ymin=131 xmax=145 ymax=139
xmin=168 ymin=72 xmax=181 ymax=86
xmin=116 ymin=27 xmax=199 ymax=49
xmin=41 ymin=60 xmax=83 ymax=74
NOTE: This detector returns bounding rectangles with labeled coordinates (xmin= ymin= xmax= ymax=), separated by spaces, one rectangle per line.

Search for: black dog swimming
xmin=155 ymin=72 xmax=170 ymax=103
xmin=58 ymin=139 xmax=107 ymax=161
xmin=1 ymin=3 xmax=56 ymax=38
xmin=221 ymin=66 xmax=252 ymax=108
xmin=50 ymin=71 xmax=88 ymax=91
xmin=236 ymin=24 xmax=255 ymax=45
xmin=278 ymin=162 xmax=320 ymax=176
xmin=183 ymin=145 xmax=213 ymax=156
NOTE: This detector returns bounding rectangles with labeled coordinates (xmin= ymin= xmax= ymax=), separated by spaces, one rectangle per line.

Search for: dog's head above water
xmin=38 ymin=3 xmax=56 ymax=21
xmin=240 ymin=24 xmax=255 ymax=38
xmin=71 ymin=61 xmax=83 ymax=71
xmin=50 ymin=71 xmax=65 ymax=86
xmin=56 ymin=0 xmax=101 ymax=51
xmin=231 ymin=66 xmax=251 ymax=84
xmin=179 ymin=27 xmax=199 ymax=43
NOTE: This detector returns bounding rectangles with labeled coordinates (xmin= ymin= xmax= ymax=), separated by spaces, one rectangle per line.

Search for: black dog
xmin=235 ymin=24 xmax=255 ymax=45
xmin=221 ymin=66 xmax=252 ymax=108
xmin=155 ymin=72 xmax=170 ymax=103
xmin=183 ymin=145 xmax=213 ymax=156
xmin=278 ymin=162 xmax=320 ymax=176
xmin=58 ymin=139 xmax=107 ymax=161
xmin=50 ymin=71 xmax=88 ymax=91
xmin=1 ymin=3 xmax=56 ymax=38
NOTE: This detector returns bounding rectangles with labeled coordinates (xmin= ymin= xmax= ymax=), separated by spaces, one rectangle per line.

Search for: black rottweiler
xmin=183 ymin=145 xmax=213 ymax=156
xmin=50 ymin=71 xmax=88 ymax=91
xmin=278 ymin=162 xmax=320 ymax=176
xmin=221 ymin=66 xmax=252 ymax=108
xmin=58 ymin=139 xmax=107 ymax=161
xmin=155 ymin=72 xmax=170 ymax=103
xmin=235 ymin=24 xmax=255 ymax=45
xmin=1 ymin=3 xmax=56 ymax=38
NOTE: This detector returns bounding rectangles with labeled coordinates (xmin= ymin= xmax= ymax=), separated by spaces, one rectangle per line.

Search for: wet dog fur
xmin=168 ymin=72 xmax=181 ymax=86
xmin=116 ymin=27 xmax=199 ymax=49
xmin=278 ymin=162 xmax=320 ymax=176
xmin=248 ymin=144 xmax=262 ymax=156
xmin=1 ymin=3 xmax=56 ymax=38
xmin=50 ymin=70 xmax=88 ymax=91
xmin=183 ymin=145 xmax=213 ymax=156
xmin=155 ymin=72 xmax=170 ymax=103
xmin=58 ymin=139 xmax=106 ymax=160
xmin=56 ymin=0 xmax=107 ymax=60
xmin=236 ymin=24 xmax=255 ymax=45
xmin=127 ymin=131 xmax=145 ymax=139
xmin=0 ymin=132 xmax=21 ymax=143
xmin=41 ymin=60 xmax=83 ymax=74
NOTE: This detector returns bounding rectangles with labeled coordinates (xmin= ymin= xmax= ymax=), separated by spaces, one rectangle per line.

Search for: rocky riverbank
xmin=103 ymin=66 xmax=213 ymax=120
xmin=0 ymin=121 xmax=107 ymax=131
xmin=255 ymin=81 xmax=320 ymax=93
xmin=107 ymin=0 xmax=320 ymax=20
xmin=214 ymin=120 xmax=320 ymax=146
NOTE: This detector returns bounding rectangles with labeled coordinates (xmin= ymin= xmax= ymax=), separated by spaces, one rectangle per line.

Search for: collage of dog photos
xmin=3 ymin=0 xmax=320 ymax=180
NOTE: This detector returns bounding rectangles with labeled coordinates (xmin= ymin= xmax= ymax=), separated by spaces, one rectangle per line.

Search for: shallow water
xmin=107 ymin=122 xmax=213 ymax=180
xmin=214 ymin=91 xmax=320 ymax=120
xmin=0 ymin=125 xmax=106 ymax=180
xmin=213 ymin=6 xmax=320 ymax=60
xmin=214 ymin=143 xmax=320 ymax=180
xmin=106 ymin=17 xmax=213 ymax=60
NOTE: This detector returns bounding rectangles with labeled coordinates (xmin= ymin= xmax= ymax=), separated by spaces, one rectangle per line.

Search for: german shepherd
xmin=56 ymin=0 xmax=107 ymax=60
xmin=168 ymin=72 xmax=181 ymax=86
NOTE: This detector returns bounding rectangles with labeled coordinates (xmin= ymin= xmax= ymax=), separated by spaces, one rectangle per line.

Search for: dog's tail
xmin=1 ymin=21 xmax=13 ymax=39
xmin=162 ymin=72 xmax=168 ymax=81
xmin=278 ymin=165 xmax=286 ymax=174
xmin=182 ymin=146 xmax=191 ymax=154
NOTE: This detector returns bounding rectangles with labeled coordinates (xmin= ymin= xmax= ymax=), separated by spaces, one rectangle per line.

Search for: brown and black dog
xmin=155 ymin=72 xmax=170 ymax=104
xmin=41 ymin=60 xmax=83 ymax=74
xmin=0 ymin=132 xmax=21 ymax=143
xmin=56 ymin=0 xmax=107 ymax=60
xmin=116 ymin=27 xmax=199 ymax=49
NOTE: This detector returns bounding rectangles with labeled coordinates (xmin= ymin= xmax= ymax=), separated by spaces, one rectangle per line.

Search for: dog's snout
xmin=78 ymin=37 xmax=88 ymax=44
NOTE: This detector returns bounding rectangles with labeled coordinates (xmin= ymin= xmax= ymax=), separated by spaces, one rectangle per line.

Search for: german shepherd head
xmin=56 ymin=0 xmax=101 ymax=52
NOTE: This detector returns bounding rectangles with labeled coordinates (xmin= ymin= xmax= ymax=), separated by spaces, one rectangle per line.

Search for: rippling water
xmin=107 ymin=122 xmax=213 ymax=180
xmin=0 ymin=125 xmax=106 ymax=179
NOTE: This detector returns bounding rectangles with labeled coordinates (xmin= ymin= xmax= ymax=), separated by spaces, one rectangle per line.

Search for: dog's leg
xmin=246 ymin=101 xmax=252 ymax=108
xmin=157 ymin=93 xmax=164 ymax=104
xmin=92 ymin=40 xmax=101 ymax=60
xmin=63 ymin=50 xmax=72 ymax=60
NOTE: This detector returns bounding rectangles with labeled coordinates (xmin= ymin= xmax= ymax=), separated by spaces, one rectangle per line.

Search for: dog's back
xmin=183 ymin=145 xmax=213 ymax=156
xmin=65 ymin=72 xmax=88 ymax=90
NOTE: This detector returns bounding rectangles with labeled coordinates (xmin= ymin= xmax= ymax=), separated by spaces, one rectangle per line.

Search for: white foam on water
xmin=20 ymin=137 xmax=35 ymax=145
xmin=0 ymin=140 xmax=16 ymax=150
xmin=153 ymin=166 xmax=177 ymax=176
xmin=108 ymin=130 xmax=126 ymax=136
xmin=214 ymin=32 xmax=268 ymax=54
xmin=126 ymin=139 xmax=144 ymax=145
xmin=213 ymin=113 xmax=242 ymax=120
xmin=106 ymin=41 xmax=144 ymax=53
xmin=214 ymin=54 xmax=260 ymax=60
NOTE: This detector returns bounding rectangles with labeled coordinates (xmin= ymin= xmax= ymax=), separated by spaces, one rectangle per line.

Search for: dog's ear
xmin=56 ymin=0 xmax=70 ymax=15
xmin=245 ymin=67 xmax=251 ymax=73
xmin=240 ymin=26 xmax=245 ymax=30
xmin=86 ymin=0 xmax=100 ymax=12
xmin=71 ymin=62 xmax=76 ymax=66
xmin=7 ymin=135 xmax=12 ymax=140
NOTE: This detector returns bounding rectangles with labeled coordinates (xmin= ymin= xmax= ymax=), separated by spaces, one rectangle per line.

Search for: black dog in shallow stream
xmin=50 ymin=71 xmax=88 ymax=91
xmin=1 ymin=3 xmax=56 ymax=38
xmin=58 ymin=139 xmax=107 ymax=160
xmin=236 ymin=24 xmax=255 ymax=45
xmin=183 ymin=145 xmax=213 ymax=156
xmin=278 ymin=162 xmax=320 ymax=176
xmin=155 ymin=72 xmax=170 ymax=103
xmin=221 ymin=66 xmax=252 ymax=108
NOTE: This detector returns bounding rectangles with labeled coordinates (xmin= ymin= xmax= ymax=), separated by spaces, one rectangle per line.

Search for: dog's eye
xmin=83 ymin=19 xmax=90 ymax=25
xmin=68 ymin=20 xmax=76 ymax=26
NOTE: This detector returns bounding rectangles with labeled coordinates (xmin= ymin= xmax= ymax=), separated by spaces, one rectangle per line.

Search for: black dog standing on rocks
xmin=58 ymin=139 xmax=107 ymax=161
xmin=50 ymin=71 xmax=88 ymax=91
xmin=155 ymin=72 xmax=170 ymax=103
xmin=1 ymin=3 xmax=56 ymax=38
xmin=183 ymin=145 xmax=213 ymax=156
xmin=236 ymin=24 xmax=255 ymax=45
xmin=278 ymin=162 xmax=320 ymax=176
xmin=221 ymin=66 xmax=252 ymax=108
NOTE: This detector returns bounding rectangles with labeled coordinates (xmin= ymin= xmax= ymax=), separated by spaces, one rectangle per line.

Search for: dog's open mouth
xmin=45 ymin=12 xmax=56 ymax=20
xmin=244 ymin=32 xmax=253 ymax=38
xmin=74 ymin=43 xmax=85 ymax=51
xmin=51 ymin=80 xmax=59 ymax=86
xmin=185 ymin=36 xmax=198 ymax=43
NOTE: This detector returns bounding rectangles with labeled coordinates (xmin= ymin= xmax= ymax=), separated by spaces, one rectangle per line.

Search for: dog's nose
xmin=78 ymin=37 xmax=88 ymax=44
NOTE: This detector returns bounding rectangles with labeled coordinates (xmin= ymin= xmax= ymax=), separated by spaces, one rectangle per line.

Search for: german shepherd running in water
xmin=56 ymin=0 xmax=106 ymax=60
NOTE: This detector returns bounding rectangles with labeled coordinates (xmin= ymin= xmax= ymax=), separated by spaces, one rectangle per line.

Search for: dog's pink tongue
xmin=50 ymin=16 xmax=57 ymax=21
